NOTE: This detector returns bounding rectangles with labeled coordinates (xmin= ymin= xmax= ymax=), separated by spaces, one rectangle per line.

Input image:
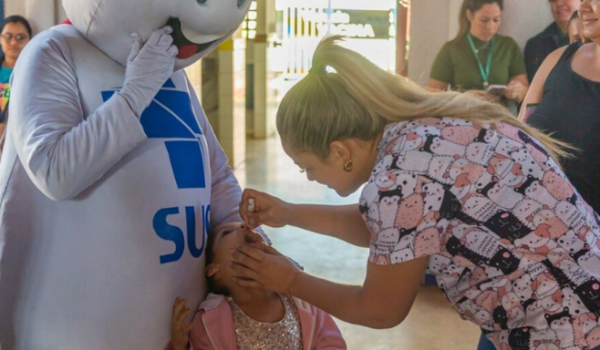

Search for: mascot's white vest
xmin=0 ymin=1 xmax=252 ymax=349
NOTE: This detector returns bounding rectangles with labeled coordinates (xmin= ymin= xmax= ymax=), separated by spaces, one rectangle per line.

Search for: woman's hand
xmin=170 ymin=297 xmax=193 ymax=350
xmin=231 ymin=243 xmax=299 ymax=294
xmin=239 ymin=189 xmax=293 ymax=229
xmin=504 ymin=80 xmax=528 ymax=103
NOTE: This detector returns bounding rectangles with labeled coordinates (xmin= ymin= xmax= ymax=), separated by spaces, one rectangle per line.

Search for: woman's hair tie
xmin=309 ymin=64 xmax=327 ymax=75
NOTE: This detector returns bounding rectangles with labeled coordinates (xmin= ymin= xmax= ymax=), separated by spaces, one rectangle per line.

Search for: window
xmin=242 ymin=0 xmax=258 ymax=40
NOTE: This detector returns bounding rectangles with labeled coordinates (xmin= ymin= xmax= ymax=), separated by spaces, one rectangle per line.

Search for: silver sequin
xmin=228 ymin=294 xmax=303 ymax=350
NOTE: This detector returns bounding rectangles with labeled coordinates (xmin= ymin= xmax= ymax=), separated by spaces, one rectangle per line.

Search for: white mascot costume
xmin=0 ymin=0 xmax=253 ymax=348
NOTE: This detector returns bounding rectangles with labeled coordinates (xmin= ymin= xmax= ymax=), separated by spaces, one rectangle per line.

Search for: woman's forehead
xmin=281 ymin=139 xmax=315 ymax=160
xmin=474 ymin=4 xmax=502 ymax=16
xmin=2 ymin=23 xmax=28 ymax=33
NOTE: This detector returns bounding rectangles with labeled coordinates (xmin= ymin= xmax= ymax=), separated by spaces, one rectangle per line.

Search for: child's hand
xmin=171 ymin=297 xmax=193 ymax=350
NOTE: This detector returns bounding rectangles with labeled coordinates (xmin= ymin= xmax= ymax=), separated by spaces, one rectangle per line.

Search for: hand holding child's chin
xmin=232 ymin=243 xmax=298 ymax=294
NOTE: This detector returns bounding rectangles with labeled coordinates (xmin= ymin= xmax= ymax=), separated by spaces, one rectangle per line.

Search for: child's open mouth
xmin=243 ymin=230 xmax=266 ymax=247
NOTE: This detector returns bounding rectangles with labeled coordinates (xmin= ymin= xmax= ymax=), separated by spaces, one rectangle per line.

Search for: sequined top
xmin=228 ymin=294 xmax=303 ymax=350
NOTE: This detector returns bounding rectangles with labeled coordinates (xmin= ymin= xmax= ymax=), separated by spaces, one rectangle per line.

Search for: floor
xmin=233 ymin=135 xmax=482 ymax=350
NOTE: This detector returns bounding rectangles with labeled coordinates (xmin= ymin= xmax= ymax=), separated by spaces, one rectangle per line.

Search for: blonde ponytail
xmin=277 ymin=36 xmax=573 ymax=164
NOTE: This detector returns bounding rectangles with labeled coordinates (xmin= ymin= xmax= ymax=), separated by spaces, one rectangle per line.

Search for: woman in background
xmin=520 ymin=0 xmax=600 ymax=215
xmin=429 ymin=0 xmax=528 ymax=115
xmin=0 ymin=15 xmax=32 ymax=153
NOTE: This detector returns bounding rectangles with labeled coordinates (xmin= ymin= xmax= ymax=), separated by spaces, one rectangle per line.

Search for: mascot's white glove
xmin=119 ymin=26 xmax=178 ymax=117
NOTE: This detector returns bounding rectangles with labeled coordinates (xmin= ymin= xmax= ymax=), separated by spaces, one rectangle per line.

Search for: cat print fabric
xmin=360 ymin=117 xmax=600 ymax=350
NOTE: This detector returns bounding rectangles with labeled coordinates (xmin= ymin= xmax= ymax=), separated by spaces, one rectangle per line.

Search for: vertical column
xmin=253 ymin=0 xmax=268 ymax=138
xmin=56 ymin=0 xmax=67 ymax=23
xmin=218 ymin=37 xmax=246 ymax=168
xmin=252 ymin=0 xmax=276 ymax=139
xmin=396 ymin=1 xmax=409 ymax=76
xmin=184 ymin=62 xmax=203 ymax=107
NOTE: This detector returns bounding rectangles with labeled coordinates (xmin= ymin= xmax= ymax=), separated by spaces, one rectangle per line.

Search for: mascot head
xmin=62 ymin=0 xmax=252 ymax=70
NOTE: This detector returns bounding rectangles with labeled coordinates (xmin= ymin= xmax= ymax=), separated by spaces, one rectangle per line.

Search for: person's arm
xmin=185 ymin=76 xmax=245 ymax=228
xmin=292 ymin=258 xmax=428 ymax=328
xmin=518 ymin=47 xmax=566 ymax=122
xmin=9 ymin=28 xmax=176 ymax=201
xmin=240 ymin=189 xmax=371 ymax=248
xmin=288 ymin=203 xmax=370 ymax=247
xmin=504 ymin=37 xmax=530 ymax=104
xmin=232 ymin=245 xmax=428 ymax=329
xmin=429 ymin=42 xmax=453 ymax=91
xmin=428 ymin=78 xmax=449 ymax=91
xmin=235 ymin=174 xmax=447 ymax=328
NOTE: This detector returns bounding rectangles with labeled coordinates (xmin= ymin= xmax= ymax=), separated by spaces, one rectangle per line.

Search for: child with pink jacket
xmin=167 ymin=222 xmax=347 ymax=350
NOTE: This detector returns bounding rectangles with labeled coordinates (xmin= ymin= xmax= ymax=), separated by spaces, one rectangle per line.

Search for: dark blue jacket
xmin=524 ymin=22 xmax=568 ymax=83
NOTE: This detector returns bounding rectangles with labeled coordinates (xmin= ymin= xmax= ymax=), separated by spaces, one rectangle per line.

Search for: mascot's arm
xmin=9 ymin=30 xmax=148 ymax=201
xmin=185 ymin=77 xmax=243 ymax=227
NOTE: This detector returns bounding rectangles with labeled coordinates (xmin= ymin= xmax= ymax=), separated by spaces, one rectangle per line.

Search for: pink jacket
xmin=183 ymin=293 xmax=347 ymax=350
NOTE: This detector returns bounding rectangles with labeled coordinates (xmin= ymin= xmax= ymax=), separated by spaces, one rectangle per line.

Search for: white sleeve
xmin=9 ymin=31 xmax=147 ymax=201
xmin=184 ymin=76 xmax=244 ymax=227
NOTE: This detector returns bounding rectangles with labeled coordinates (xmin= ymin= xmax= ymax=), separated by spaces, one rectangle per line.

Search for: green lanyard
xmin=467 ymin=33 xmax=494 ymax=89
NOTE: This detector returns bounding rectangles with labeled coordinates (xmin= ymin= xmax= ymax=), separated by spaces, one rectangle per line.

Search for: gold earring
xmin=343 ymin=159 xmax=353 ymax=172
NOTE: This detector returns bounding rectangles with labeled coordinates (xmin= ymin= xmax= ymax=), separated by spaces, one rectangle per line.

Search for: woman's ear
xmin=329 ymin=141 xmax=351 ymax=160
xmin=466 ymin=10 xmax=474 ymax=22
xmin=205 ymin=263 xmax=221 ymax=278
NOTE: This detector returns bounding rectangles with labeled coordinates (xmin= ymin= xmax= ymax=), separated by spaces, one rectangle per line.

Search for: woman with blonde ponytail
xmin=232 ymin=37 xmax=600 ymax=350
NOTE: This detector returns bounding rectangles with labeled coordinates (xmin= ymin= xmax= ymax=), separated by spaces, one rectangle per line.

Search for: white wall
xmin=4 ymin=0 xmax=66 ymax=34
xmin=408 ymin=0 xmax=554 ymax=85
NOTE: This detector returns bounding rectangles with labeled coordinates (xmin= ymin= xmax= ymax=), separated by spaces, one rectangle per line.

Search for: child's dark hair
xmin=2 ymin=15 xmax=33 ymax=38
xmin=206 ymin=227 xmax=231 ymax=296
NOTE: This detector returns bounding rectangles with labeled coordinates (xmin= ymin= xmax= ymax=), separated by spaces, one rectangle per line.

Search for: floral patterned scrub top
xmin=359 ymin=117 xmax=600 ymax=350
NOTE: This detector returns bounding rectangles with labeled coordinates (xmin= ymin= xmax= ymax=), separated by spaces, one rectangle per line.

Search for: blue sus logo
xmin=102 ymin=80 xmax=208 ymax=264
xmin=102 ymin=79 xmax=206 ymax=189
xmin=153 ymin=205 xmax=210 ymax=264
